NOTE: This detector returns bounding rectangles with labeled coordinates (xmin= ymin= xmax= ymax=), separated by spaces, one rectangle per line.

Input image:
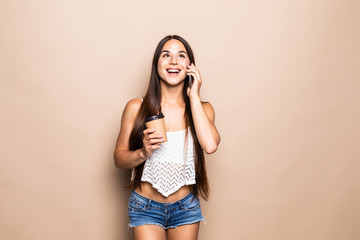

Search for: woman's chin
xmin=161 ymin=77 xmax=185 ymax=86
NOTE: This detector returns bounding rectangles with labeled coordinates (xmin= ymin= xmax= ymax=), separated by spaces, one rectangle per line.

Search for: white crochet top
xmin=140 ymin=128 xmax=196 ymax=197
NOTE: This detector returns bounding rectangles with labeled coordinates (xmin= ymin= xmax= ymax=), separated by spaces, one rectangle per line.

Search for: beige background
xmin=1 ymin=0 xmax=359 ymax=239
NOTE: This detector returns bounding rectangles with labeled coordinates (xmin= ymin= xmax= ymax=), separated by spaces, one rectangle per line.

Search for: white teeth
xmin=167 ymin=69 xmax=180 ymax=73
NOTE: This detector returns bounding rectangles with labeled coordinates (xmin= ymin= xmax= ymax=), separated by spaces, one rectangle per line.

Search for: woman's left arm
xmin=187 ymin=63 xmax=220 ymax=154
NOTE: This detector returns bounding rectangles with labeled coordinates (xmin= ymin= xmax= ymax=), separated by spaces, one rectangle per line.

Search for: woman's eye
xmin=163 ymin=54 xmax=169 ymax=57
xmin=180 ymin=54 xmax=186 ymax=58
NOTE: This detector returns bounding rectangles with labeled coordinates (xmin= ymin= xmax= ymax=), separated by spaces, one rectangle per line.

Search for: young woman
xmin=114 ymin=35 xmax=220 ymax=240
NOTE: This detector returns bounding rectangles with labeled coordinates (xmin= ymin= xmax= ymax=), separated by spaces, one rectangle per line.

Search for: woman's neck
xmin=160 ymin=81 xmax=185 ymax=104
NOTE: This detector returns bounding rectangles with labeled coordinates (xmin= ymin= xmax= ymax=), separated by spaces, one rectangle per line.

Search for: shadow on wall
xmin=113 ymin=167 xmax=133 ymax=240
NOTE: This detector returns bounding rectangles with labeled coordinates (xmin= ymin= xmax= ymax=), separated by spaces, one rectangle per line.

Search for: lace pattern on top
xmin=141 ymin=128 xmax=195 ymax=197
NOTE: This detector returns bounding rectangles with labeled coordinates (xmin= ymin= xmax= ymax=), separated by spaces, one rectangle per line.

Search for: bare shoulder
xmin=115 ymin=98 xmax=143 ymax=152
xmin=125 ymin=97 xmax=142 ymax=112
xmin=201 ymin=100 xmax=214 ymax=110
xmin=122 ymin=97 xmax=143 ymax=122
xmin=201 ymin=100 xmax=216 ymax=121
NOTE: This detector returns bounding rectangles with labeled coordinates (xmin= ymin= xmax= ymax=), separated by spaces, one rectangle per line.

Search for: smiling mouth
xmin=166 ymin=68 xmax=181 ymax=76
xmin=166 ymin=69 xmax=180 ymax=73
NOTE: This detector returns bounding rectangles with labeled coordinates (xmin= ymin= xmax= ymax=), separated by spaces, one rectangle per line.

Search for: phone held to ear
xmin=188 ymin=63 xmax=194 ymax=87
xmin=188 ymin=75 xmax=193 ymax=88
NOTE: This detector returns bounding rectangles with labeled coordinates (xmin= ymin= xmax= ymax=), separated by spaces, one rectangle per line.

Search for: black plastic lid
xmin=144 ymin=112 xmax=164 ymax=122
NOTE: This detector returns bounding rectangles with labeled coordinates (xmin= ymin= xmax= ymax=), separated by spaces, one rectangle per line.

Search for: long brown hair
xmin=128 ymin=35 xmax=210 ymax=201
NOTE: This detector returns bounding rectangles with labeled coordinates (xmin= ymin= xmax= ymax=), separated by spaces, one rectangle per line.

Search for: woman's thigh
xmin=133 ymin=225 xmax=167 ymax=240
xmin=167 ymin=222 xmax=200 ymax=240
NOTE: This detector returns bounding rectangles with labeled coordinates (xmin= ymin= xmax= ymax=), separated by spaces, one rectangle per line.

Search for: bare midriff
xmin=135 ymin=182 xmax=192 ymax=203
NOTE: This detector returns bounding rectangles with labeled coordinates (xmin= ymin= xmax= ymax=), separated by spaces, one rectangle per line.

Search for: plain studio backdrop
xmin=0 ymin=0 xmax=359 ymax=239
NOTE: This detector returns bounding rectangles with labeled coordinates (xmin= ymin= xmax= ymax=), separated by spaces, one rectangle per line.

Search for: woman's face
xmin=157 ymin=39 xmax=191 ymax=85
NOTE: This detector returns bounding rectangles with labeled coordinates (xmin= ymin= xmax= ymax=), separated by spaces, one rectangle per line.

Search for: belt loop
xmin=178 ymin=200 xmax=184 ymax=210
xmin=147 ymin=199 xmax=152 ymax=210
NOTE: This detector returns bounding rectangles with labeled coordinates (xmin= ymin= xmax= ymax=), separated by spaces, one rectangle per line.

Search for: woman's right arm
xmin=113 ymin=98 xmax=165 ymax=169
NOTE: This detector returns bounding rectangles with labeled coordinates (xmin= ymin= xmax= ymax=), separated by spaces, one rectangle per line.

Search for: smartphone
xmin=188 ymin=75 xmax=193 ymax=88
xmin=188 ymin=63 xmax=193 ymax=87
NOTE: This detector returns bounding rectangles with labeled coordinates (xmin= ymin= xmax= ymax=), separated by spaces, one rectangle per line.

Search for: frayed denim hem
xmin=128 ymin=218 xmax=206 ymax=231
xmin=128 ymin=223 xmax=165 ymax=230
xmin=168 ymin=218 xmax=206 ymax=230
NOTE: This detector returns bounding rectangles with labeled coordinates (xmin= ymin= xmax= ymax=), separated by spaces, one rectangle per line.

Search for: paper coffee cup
xmin=144 ymin=113 xmax=167 ymax=142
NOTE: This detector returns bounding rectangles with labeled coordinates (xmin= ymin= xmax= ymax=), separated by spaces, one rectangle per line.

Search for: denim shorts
xmin=128 ymin=190 xmax=205 ymax=229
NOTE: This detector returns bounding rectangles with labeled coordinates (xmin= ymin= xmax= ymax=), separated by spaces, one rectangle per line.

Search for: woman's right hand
xmin=140 ymin=129 xmax=165 ymax=159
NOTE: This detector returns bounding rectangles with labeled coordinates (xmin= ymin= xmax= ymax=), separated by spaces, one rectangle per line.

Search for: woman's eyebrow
xmin=160 ymin=50 xmax=188 ymax=55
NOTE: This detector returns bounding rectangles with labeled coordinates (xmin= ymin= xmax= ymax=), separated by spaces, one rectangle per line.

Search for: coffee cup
xmin=144 ymin=112 xmax=167 ymax=142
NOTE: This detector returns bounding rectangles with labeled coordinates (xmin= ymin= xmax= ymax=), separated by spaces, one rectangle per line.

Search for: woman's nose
xmin=170 ymin=55 xmax=177 ymax=64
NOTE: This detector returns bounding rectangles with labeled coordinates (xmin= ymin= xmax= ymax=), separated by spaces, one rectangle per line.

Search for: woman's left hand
xmin=186 ymin=63 xmax=202 ymax=98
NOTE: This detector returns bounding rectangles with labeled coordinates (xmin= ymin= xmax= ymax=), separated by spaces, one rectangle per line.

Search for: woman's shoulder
xmin=123 ymin=97 xmax=143 ymax=116
xmin=201 ymin=100 xmax=214 ymax=111
xmin=201 ymin=100 xmax=216 ymax=120
xmin=127 ymin=97 xmax=143 ymax=106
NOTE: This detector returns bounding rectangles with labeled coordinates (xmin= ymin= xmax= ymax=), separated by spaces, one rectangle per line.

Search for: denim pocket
xmin=183 ymin=197 xmax=200 ymax=211
xmin=128 ymin=197 xmax=147 ymax=212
